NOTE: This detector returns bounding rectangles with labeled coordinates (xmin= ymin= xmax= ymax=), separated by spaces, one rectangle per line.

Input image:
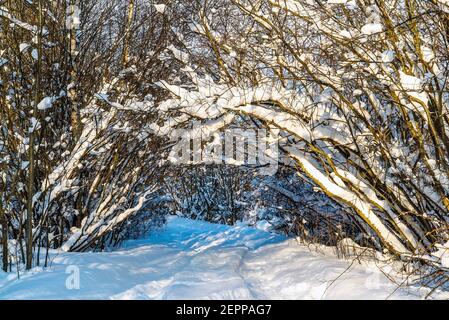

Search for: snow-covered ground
xmin=0 ymin=217 xmax=447 ymax=300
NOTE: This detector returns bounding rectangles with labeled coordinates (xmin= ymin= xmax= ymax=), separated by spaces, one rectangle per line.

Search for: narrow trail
xmin=0 ymin=217 xmax=444 ymax=300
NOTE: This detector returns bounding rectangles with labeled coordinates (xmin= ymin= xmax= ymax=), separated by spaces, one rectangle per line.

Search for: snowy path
xmin=0 ymin=217 xmax=442 ymax=299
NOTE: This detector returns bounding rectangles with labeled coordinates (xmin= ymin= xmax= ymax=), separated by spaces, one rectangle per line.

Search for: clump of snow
xmin=255 ymin=220 xmax=273 ymax=232
xmin=421 ymin=46 xmax=435 ymax=63
xmin=154 ymin=4 xmax=166 ymax=14
xmin=31 ymin=49 xmax=38 ymax=60
xmin=29 ymin=117 xmax=41 ymax=133
xmin=37 ymin=97 xmax=54 ymax=110
xmin=361 ymin=23 xmax=383 ymax=35
xmin=399 ymin=71 xmax=422 ymax=91
xmin=19 ymin=43 xmax=29 ymax=52
xmin=380 ymin=50 xmax=394 ymax=63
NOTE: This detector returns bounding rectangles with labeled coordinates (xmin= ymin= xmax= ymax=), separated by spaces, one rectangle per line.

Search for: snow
xmin=255 ymin=220 xmax=273 ymax=232
xmin=380 ymin=50 xmax=394 ymax=63
xmin=19 ymin=43 xmax=29 ymax=52
xmin=431 ymin=241 xmax=449 ymax=269
xmin=361 ymin=23 xmax=383 ymax=35
xmin=154 ymin=4 xmax=166 ymax=14
xmin=61 ymin=186 xmax=159 ymax=252
xmin=422 ymin=46 xmax=435 ymax=63
xmin=339 ymin=30 xmax=352 ymax=38
xmin=0 ymin=217 xmax=444 ymax=300
xmin=31 ymin=49 xmax=38 ymax=60
xmin=399 ymin=71 xmax=422 ymax=91
xmin=29 ymin=117 xmax=41 ymax=133
xmin=288 ymin=149 xmax=410 ymax=254
xmin=37 ymin=97 xmax=53 ymax=110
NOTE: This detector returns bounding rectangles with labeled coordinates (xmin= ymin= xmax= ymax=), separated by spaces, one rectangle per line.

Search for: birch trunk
xmin=123 ymin=0 xmax=135 ymax=66
xmin=69 ymin=0 xmax=81 ymax=139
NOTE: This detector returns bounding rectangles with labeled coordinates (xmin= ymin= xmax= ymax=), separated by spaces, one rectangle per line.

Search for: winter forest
xmin=2 ymin=0 xmax=449 ymax=300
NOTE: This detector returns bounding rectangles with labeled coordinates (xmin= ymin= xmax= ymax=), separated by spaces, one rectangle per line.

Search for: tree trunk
xmin=123 ymin=0 xmax=135 ymax=66
xmin=0 ymin=205 xmax=7 ymax=272
xmin=26 ymin=0 xmax=43 ymax=270
xmin=69 ymin=0 xmax=81 ymax=139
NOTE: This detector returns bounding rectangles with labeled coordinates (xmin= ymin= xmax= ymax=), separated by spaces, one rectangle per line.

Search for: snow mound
xmin=0 ymin=217 xmax=445 ymax=300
